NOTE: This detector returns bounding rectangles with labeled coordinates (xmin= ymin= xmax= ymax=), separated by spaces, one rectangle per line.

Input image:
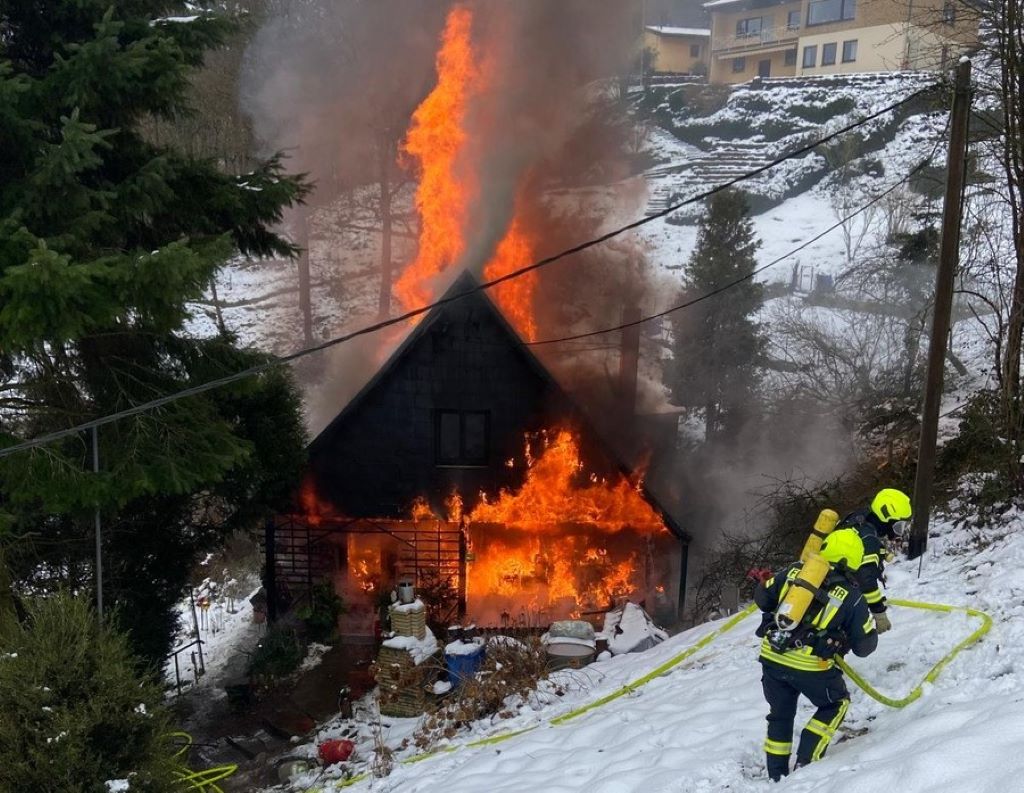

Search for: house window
xmin=785 ymin=48 xmax=798 ymax=66
xmin=842 ymin=39 xmax=858 ymax=62
xmin=822 ymin=42 xmax=838 ymax=65
xmin=690 ymin=43 xmax=701 ymax=57
xmin=807 ymin=0 xmax=856 ymax=26
xmin=736 ymin=17 xmax=764 ymax=38
xmin=787 ymin=10 xmax=801 ymax=29
xmin=802 ymin=45 xmax=818 ymax=68
xmin=943 ymin=1 xmax=956 ymax=24
xmin=436 ymin=410 xmax=489 ymax=466
xmin=732 ymin=57 xmax=747 ymax=73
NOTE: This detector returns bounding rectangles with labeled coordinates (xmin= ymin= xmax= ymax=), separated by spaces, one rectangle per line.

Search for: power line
xmin=0 ymin=84 xmax=939 ymax=460
xmin=527 ymin=144 xmax=945 ymax=347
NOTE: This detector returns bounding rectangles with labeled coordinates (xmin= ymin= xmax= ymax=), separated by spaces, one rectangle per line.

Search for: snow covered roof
xmin=703 ymin=0 xmax=761 ymax=9
xmin=645 ymin=25 xmax=711 ymax=37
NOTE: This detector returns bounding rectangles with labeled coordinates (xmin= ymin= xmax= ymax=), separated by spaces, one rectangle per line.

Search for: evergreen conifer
xmin=665 ymin=188 xmax=765 ymax=442
xmin=0 ymin=2 xmax=309 ymax=662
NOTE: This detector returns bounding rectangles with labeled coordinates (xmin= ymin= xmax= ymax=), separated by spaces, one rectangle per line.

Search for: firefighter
xmin=837 ymin=488 xmax=913 ymax=635
xmin=755 ymin=528 xmax=878 ymax=782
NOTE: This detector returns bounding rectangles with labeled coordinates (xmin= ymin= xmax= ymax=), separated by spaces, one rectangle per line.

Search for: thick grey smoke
xmin=240 ymin=0 xmax=648 ymax=431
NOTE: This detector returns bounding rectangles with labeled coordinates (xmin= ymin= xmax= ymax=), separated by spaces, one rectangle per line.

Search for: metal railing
xmin=713 ymin=25 xmax=799 ymax=53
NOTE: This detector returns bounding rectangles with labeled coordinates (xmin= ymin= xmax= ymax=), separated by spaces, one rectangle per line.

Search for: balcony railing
xmin=712 ymin=26 xmax=799 ymax=54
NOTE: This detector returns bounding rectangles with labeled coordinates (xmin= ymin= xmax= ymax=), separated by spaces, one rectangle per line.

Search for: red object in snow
xmin=746 ymin=567 xmax=773 ymax=584
xmin=318 ymin=739 xmax=355 ymax=766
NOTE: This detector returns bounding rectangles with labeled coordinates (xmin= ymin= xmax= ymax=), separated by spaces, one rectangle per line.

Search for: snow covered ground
xmin=266 ymin=516 xmax=1023 ymax=792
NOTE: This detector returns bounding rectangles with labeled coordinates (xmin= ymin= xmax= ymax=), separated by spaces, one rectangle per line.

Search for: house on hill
xmin=266 ymin=272 xmax=689 ymax=636
xmin=645 ymin=26 xmax=712 ymax=76
xmin=704 ymin=0 xmax=978 ymax=84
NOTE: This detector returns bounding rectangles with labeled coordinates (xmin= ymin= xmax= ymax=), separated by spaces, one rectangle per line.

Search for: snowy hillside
xmin=284 ymin=517 xmax=1021 ymax=792
xmin=636 ymin=73 xmax=949 ymax=287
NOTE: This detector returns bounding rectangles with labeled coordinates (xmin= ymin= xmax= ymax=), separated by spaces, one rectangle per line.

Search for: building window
xmin=736 ymin=17 xmax=764 ymax=38
xmin=842 ymin=39 xmax=858 ymax=62
xmin=822 ymin=42 xmax=838 ymax=65
xmin=785 ymin=48 xmax=798 ymax=66
xmin=943 ymin=1 xmax=956 ymax=24
xmin=802 ymin=45 xmax=818 ymax=68
xmin=807 ymin=0 xmax=856 ymax=26
xmin=732 ymin=57 xmax=747 ymax=73
xmin=787 ymin=10 xmax=801 ymax=29
xmin=690 ymin=43 xmax=701 ymax=57
xmin=436 ymin=410 xmax=489 ymax=466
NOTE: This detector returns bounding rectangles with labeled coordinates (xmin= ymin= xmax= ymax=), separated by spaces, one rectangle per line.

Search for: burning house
xmin=267 ymin=272 xmax=688 ymax=635
xmin=260 ymin=3 xmax=682 ymax=638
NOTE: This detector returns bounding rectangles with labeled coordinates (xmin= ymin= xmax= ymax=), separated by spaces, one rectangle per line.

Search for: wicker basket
xmin=389 ymin=605 xmax=426 ymax=639
xmin=376 ymin=644 xmax=435 ymax=717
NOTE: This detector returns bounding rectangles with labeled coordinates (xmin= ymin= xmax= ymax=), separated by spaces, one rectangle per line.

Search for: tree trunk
xmin=295 ymin=208 xmax=313 ymax=346
xmin=378 ymin=136 xmax=394 ymax=321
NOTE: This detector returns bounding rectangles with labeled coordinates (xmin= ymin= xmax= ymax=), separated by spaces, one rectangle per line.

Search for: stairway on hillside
xmin=645 ymin=140 xmax=774 ymax=216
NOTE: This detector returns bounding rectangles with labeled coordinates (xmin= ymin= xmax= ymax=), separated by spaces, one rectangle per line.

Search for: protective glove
xmin=874 ymin=611 xmax=892 ymax=634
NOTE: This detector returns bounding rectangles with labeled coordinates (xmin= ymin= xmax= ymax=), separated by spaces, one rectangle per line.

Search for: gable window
xmin=822 ymin=42 xmax=838 ymax=65
xmin=785 ymin=48 xmax=798 ymax=66
xmin=787 ymin=10 xmax=801 ymax=29
xmin=807 ymin=0 xmax=856 ymax=26
xmin=690 ymin=43 xmax=702 ymax=57
xmin=732 ymin=56 xmax=747 ymax=73
xmin=802 ymin=45 xmax=818 ymax=68
xmin=736 ymin=17 xmax=764 ymax=38
xmin=842 ymin=39 xmax=858 ymax=62
xmin=436 ymin=410 xmax=490 ymax=466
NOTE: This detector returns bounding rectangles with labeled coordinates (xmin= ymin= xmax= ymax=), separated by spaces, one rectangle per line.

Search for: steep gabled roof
xmin=308 ymin=270 xmax=688 ymax=541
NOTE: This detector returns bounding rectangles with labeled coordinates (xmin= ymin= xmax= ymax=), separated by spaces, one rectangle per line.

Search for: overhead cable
xmin=0 ymin=84 xmax=940 ymax=459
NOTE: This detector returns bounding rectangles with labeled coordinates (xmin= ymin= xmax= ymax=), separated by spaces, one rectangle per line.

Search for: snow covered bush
xmin=0 ymin=594 xmax=178 ymax=792
xmin=412 ymin=636 xmax=558 ymax=750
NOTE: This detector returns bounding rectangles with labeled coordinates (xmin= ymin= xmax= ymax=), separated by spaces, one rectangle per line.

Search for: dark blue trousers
xmin=761 ymin=662 xmax=850 ymax=781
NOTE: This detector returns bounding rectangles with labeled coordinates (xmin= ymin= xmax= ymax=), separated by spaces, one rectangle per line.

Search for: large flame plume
xmin=395 ymin=5 xmax=538 ymax=340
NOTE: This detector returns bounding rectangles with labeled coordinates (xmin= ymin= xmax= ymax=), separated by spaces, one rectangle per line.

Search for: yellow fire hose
xmin=169 ymin=731 xmax=238 ymax=793
xmin=317 ymin=596 xmax=993 ymax=790
xmin=837 ymin=597 xmax=993 ymax=708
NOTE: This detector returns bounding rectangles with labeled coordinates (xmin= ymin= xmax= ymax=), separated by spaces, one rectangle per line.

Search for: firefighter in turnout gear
xmin=837 ymin=488 xmax=913 ymax=634
xmin=755 ymin=529 xmax=878 ymax=782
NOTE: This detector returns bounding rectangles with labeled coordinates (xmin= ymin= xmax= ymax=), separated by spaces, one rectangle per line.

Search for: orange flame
xmin=396 ymin=5 xmax=538 ymax=340
xmin=395 ymin=6 xmax=477 ymax=312
xmin=465 ymin=430 xmax=663 ymax=531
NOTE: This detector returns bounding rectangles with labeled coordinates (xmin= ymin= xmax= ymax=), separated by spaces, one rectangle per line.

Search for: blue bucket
xmin=445 ymin=645 xmax=485 ymax=688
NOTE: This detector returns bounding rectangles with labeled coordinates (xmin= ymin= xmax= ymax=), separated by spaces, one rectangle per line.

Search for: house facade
xmin=704 ymin=0 xmax=977 ymax=84
xmin=645 ymin=25 xmax=712 ymax=75
xmin=268 ymin=273 xmax=689 ymax=635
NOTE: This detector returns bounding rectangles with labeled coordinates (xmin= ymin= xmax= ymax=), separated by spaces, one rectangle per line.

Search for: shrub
xmin=247 ymin=625 xmax=304 ymax=684
xmin=298 ymin=580 xmax=344 ymax=643
xmin=412 ymin=636 xmax=556 ymax=749
xmin=0 ymin=594 xmax=178 ymax=793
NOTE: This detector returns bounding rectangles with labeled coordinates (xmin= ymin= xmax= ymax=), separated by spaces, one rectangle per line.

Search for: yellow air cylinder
xmin=775 ymin=553 xmax=831 ymax=631
xmin=800 ymin=508 xmax=840 ymax=563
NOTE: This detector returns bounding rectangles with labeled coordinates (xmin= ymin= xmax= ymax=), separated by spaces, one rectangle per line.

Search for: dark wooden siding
xmin=308 ymin=286 xmax=573 ymax=517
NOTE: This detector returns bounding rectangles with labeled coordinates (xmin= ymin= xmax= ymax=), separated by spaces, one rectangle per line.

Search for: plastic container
xmin=445 ymin=644 xmax=485 ymax=688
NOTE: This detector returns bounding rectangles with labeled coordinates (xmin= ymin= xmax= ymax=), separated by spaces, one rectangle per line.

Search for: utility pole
xmin=93 ymin=425 xmax=103 ymax=620
xmin=908 ymin=58 xmax=972 ymax=560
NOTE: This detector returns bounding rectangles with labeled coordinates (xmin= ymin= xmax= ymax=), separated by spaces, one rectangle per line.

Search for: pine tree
xmin=665 ymin=188 xmax=765 ymax=442
xmin=0 ymin=594 xmax=179 ymax=792
xmin=0 ymin=3 xmax=309 ymax=662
